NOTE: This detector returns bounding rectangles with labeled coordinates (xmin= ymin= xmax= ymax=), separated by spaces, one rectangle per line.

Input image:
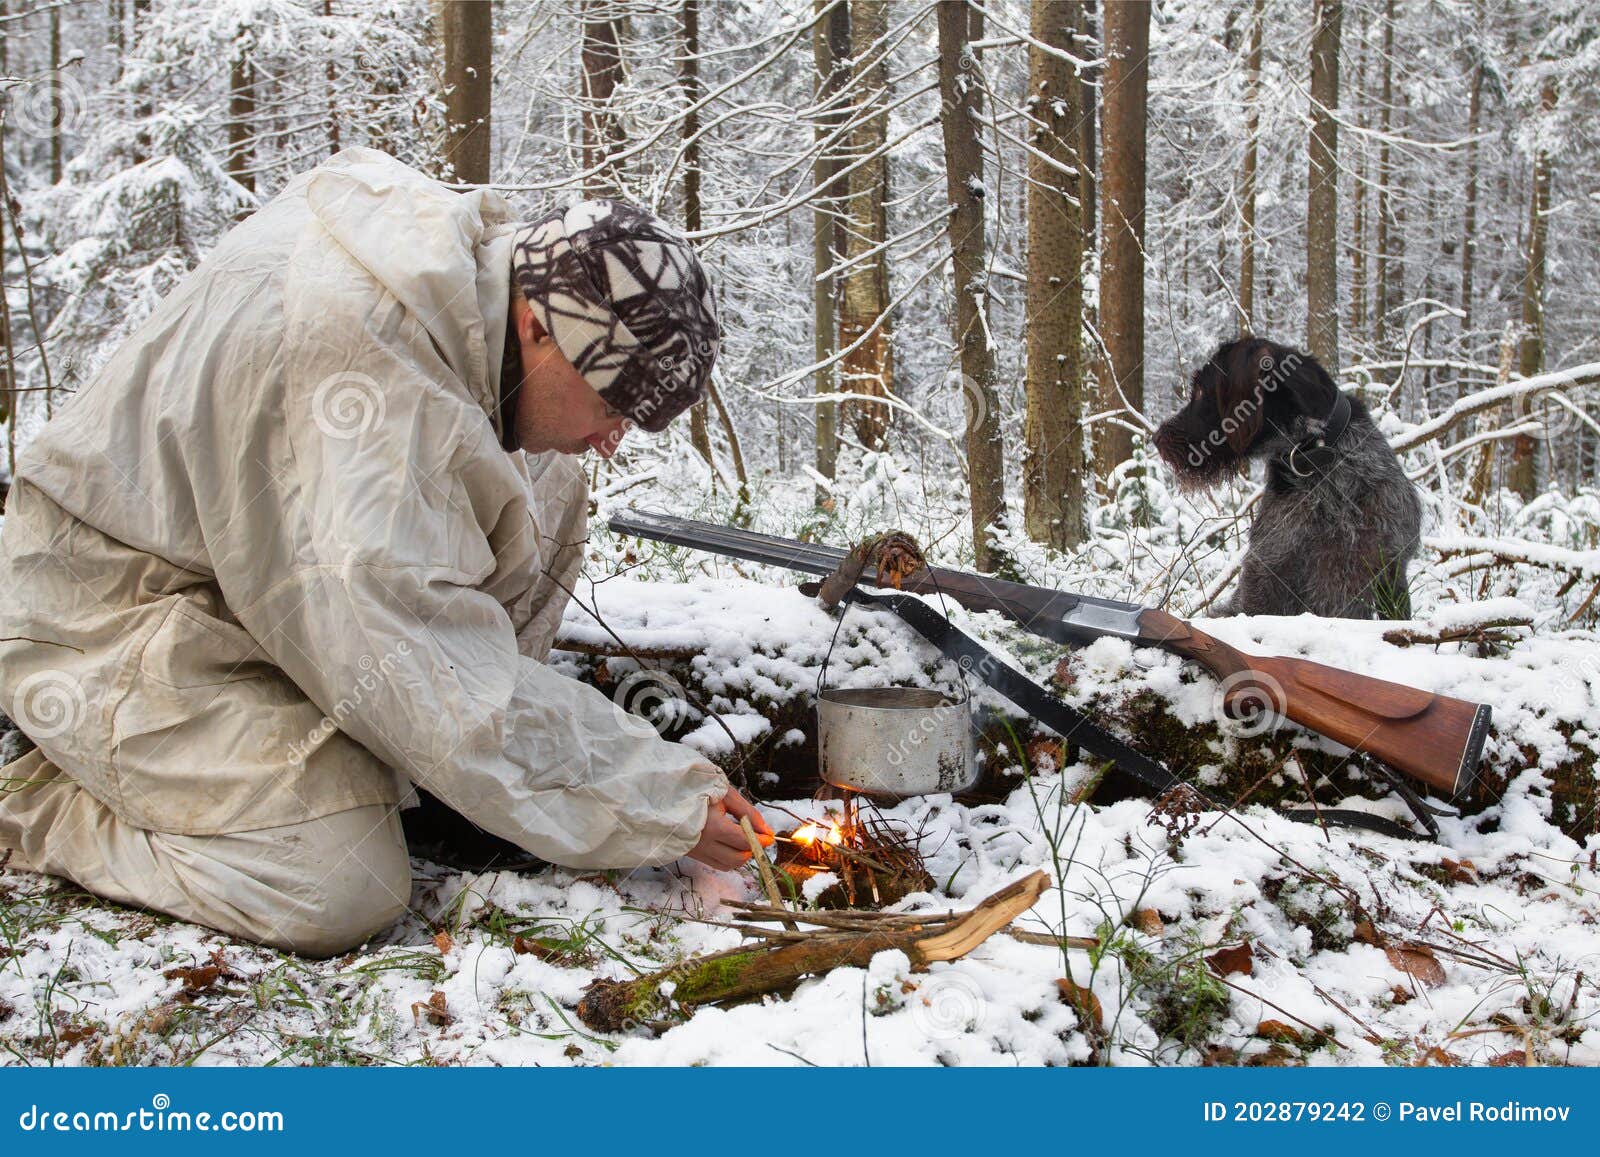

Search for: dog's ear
xmin=1216 ymin=341 xmax=1268 ymax=454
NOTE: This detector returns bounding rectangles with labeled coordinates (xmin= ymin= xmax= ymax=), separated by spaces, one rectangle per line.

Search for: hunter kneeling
xmin=0 ymin=150 xmax=772 ymax=957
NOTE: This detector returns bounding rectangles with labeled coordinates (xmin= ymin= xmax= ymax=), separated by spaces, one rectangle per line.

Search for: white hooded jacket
xmin=0 ymin=148 xmax=728 ymax=867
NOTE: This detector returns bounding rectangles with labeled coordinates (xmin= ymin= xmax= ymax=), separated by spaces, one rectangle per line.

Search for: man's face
xmin=509 ymin=294 xmax=632 ymax=458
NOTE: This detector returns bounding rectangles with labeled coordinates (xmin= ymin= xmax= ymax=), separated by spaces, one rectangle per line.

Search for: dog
xmin=1153 ymin=337 xmax=1421 ymax=619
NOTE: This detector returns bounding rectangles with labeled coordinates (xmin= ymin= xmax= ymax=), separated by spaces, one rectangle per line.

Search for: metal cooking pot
xmin=816 ymin=687 xmax=977 ymax=799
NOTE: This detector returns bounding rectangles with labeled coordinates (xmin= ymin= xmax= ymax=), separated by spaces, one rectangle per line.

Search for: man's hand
xmin=687 ymin=787 xmax=775 ymax=871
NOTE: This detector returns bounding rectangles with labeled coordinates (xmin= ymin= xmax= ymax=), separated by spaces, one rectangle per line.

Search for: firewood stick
xmin=739 ymin=816 xmax=797 ymax=931
xmin=577 ymin=871 xmax=1052 ymax=1032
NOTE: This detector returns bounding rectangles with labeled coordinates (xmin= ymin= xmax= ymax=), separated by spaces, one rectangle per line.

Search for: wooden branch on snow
xmin=551 ymin=634 xmax=707 ymax=662
xmin=576 ymin=870 xmax=1049 ymax=1032
xmin=1427 ymin=535 xmax=1600 ymax=581
xmin=1388 ymin=362 xmax=1600 ymax=454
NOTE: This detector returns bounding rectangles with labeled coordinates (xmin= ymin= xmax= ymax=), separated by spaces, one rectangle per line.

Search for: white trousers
xmin=0 ymin=747 xmax=413 ymax=957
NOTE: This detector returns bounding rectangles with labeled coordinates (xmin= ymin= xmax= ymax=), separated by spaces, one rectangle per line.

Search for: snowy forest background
xmin=4 ymin=0 xmax=1600 ymax=1068
xmin=0 ymin=0 xmax=1596 ymax=609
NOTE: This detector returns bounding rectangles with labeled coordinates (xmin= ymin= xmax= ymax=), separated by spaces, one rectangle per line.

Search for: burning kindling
xmin=772 ymin=797 xmax=934 ymax=909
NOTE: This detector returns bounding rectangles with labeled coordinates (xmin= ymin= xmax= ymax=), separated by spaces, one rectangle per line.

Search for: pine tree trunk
xmin=1373 ymin=0 xmax=1395 ymax=349
xmin=839 ymin=0 xmax=894 ymax=451
xmin=1509 ymin=78 xmax=1556 ymax=500
xmin=1306 ymin=0 xmax=1342 ymax=372
xmin=580 ymin=1 xmax=625 ymax=196
xmin=437 ymin=0 xmax=492 ymax=184
xmin=680 ymin=0 xmax=714 ymax=469
xmin=1075 ymin=0 xmax=1097 ymax=243
xmin=1094 ymin=0 xmax=1149 ymax=477
xmin=812 ymin=0 xmax=850 ymax=501
xmin=325 ymin=0 xmax=341 ymax=156
xmin=228 ymin=50 xmax=256 ymax=196
xmin=1023 ymin=0 xmax=1086 ymax=551
xmin=938 ymin=0 xmax=1006 ymax=572
xmin=47 ymin=6 xmax=62 ymax=183
xmin=1238 ymin=0 xmax=1263 ymax=335
xmin=1459 ymin=54 xmax=1482 ymax=355
xmin=1346 ymin=26 xmax=1366 ymax=342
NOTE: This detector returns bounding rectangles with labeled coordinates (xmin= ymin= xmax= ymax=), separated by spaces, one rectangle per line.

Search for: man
xmin=0 ymin=148 xmax=772 ymax=957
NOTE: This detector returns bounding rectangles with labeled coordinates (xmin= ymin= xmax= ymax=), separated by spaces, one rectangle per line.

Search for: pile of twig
xmin=772 ymin=796 xmax=934 ymax=908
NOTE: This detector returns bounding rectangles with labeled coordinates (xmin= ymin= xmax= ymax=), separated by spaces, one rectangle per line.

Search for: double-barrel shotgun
xmin=608 ymin=509 xmax=1492 ymax=803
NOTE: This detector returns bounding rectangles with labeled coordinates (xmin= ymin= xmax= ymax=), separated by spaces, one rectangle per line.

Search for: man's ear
xmin=514 ymin=295 xmax=550 ymax=346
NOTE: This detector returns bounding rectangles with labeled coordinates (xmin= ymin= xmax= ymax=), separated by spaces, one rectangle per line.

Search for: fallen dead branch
xmin=576 ymin=870 xmax=1049 ymax=1032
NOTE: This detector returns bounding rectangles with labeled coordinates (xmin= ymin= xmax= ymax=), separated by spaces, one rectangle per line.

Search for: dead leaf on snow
xmin=1255 ymin=1019 xmax=1304 ymax=1045
xmin=1055 ymin=978 xmax=1103 ymax=1035
xmin=1246 ymin=1044 xmax=1296 ymax=1066
xmin=1440 ymin=858 xmax=1479 ymax=884
xmin=1417 ymin=1045 xmax=1462 ymax=1067
xmin=1489 ymin=1049 xmax=1529 ymax=1067
xmin=1205 ymin=941 xmax=1254 ymax=978
xmin=1386 ymin=944 xmax=1446 ymax=988
xmin=411 ymin=990 xmax=451 ymax=1028
xmin=1129 ymin=908 xmax=1164 ymax=936
xmin=512 ymin=934 xmax=554 ymax=960
xmin=433 ymin=930 xmax=454 ymax=954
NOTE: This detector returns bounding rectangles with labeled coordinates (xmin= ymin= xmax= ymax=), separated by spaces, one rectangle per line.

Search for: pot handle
xmin=802 ymin=580 xmax=974 ymax=709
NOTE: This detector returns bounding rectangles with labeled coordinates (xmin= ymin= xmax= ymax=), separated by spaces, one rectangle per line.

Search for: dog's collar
xmin=1277 ymin=390 xmax=1352 ymax=479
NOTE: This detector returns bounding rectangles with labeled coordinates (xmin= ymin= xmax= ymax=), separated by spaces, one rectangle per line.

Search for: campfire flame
xmin=792 ymin=819 xmax=846 ymax=848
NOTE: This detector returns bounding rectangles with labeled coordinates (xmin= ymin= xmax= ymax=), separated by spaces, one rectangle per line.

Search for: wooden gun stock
xmin=1138 ymin=609 xmax=1492 ymax=798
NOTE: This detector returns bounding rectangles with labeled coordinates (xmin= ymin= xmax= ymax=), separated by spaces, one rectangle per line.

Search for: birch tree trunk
xmin=437 ymin=0 xmax=491 ymax=184
xmin=1306 ymin=0 xmax=1342 ymax=372
xmin=938 ymin=0 xmax=1006 ymax=572
xmin=1023 ymin=0 xmax=1086 ymax=551
xmin=812 ymin=0 xmax=851 ymax=500
xmin=1094 ymin=0 xmax=1149 ymax=477
xmin=839 ymin=0 xmax=894 ymax=451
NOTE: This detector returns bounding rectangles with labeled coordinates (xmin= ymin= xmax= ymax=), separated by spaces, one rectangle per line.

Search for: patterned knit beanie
xmin=509 ymin=200 xmax=719 ymax=433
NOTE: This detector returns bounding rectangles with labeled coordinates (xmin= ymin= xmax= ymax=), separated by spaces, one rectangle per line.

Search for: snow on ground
xmin=3 ymin=569 xmax=1598 ymax=1067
